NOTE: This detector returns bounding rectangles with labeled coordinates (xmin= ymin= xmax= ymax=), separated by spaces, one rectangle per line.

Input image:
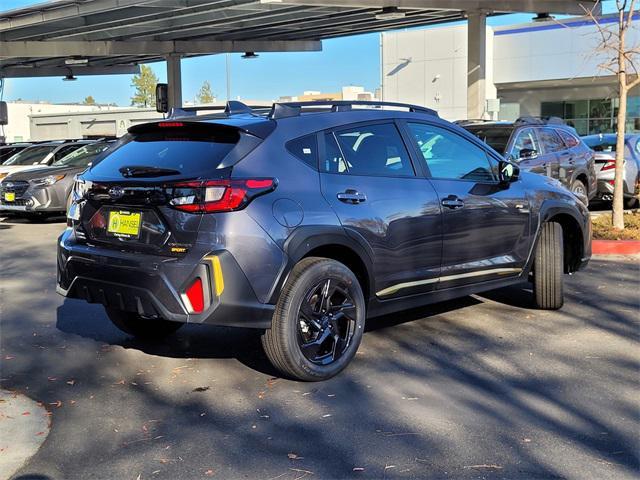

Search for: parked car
xmin=460 ymin=117 xmax=597 ymax=203
xmin=0 ymin=143 xmax=32 ymax=164
xmin=0 ymin=140 xmax=94 ymax=182
xmin=0 ymin=140 xmax=113 ymax=217
xmin=57 ymin=101 xmax=591 ymax=381
xmin=582 ymin=133 xmax=640 ymax=208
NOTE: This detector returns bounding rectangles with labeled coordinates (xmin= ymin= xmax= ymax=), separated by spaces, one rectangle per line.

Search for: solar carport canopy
xmin=0 ymin=0 xmax=599 ymax=78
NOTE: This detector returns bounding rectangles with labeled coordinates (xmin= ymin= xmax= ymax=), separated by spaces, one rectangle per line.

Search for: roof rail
xmin=515 ymin=116 xmax=566 ymax=126
xmin=269 ymin=100 xmax=438 ymax=120
xmin=167 ymin=101 xmax=272 ymax=119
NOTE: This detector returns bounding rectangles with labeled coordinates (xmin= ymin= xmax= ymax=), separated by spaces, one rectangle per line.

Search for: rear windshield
xmin=4 ymin=145 xmax=57 ymax=166
xmin=463 ymin=127 xmax=512 ymax=154
xmin=52 ymin=142 xmax=112 ymax=167
xmin=89 ymin=130 xmax=239 ymax=179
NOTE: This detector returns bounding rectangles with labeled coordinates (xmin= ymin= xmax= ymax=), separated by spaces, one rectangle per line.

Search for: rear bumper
xmin=57 ymin=229 xmax=274 ymax=329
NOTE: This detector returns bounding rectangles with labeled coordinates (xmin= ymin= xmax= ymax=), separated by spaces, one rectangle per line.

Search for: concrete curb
xmin=592 ymin=240 xmax=640 ymax=255
xmin=0 ymin=390 xmax=51 ymax=480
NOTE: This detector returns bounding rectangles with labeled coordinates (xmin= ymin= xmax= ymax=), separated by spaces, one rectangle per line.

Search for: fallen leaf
xmin=193 ymin=386 xmax=210 ymax=392
xmin=22 ymin=411 xmax=31 ymax=416
xmin=204 ymin=469 xmax=214 ymax=476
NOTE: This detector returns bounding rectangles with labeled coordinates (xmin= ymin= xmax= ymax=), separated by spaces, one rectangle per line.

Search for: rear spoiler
xmin=127 ymin=118 xmax=275 ymax=139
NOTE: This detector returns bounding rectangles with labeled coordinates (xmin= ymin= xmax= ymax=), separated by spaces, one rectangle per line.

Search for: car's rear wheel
xmin=570 ymin=179 xmax=588 ymax=206
xmin=533 ymin=222 xmax=564 ymax=310
xmin=262 ymin=257 xmax=365 ymax=381
xmin=105 ymin=307 xmax=183 ymax=339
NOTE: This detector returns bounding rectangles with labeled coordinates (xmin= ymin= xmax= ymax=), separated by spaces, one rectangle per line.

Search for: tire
xmin=624 ymin=196 xmax=639 ymax=209
xmin=533 ymin=222 xmax=564 ymax=310
xmin=261 ymin=257 xmax=366 ymax=381
xmin=570 ymin=179 xmax=589 ymax=206
xmin=105 ymin=307 xmax=183 ymax=339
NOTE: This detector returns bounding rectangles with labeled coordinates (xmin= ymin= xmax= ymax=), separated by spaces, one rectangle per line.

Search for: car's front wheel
xmin=106 ymin=308 xmax=183 ymax=339
xmin=532 ymin=222 xmax=564 ymax=310
xmin=262 ymin=257 xmax=366 ymax=381
xmin=570 ymin=179 xmax=589 ymax=206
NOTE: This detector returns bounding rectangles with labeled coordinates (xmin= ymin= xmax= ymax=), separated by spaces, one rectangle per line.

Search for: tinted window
xmin=408 ymin=123 xmax=496 ymax=182
xmin=511 ymin=128 xmax=540 ymax=159
xmin=3 ymin=145 xmax=56 ymax=166
xmin=330 ymin=123 xmax=414 ymax=177
xmin=556 ymin=129 xmax=580 ymax=148
xmin=538 ymin=128 xmax=564 ymax=153
xmin=286 ymin=134 xmax=318 ymax=169
xmin=463 ymin=126 xmax=512 ymax=154
xmin=54 ymin=145 xmax=82 ymax=161
xmin=52 ymin=142 xmax=112 ymax=167
xmin=90 ymin=130 xmax=238 ymax=179
xmin=0 ymin=147 xmax=25 ymax=163
xmin=324 ymin=133 xmax=349 ymax=173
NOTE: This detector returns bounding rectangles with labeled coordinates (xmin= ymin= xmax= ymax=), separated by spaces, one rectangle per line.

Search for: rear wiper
xmin=119 ymin=165 xmax=181 ymax=178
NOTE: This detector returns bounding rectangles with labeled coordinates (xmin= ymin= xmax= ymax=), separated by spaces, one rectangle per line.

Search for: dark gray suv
xmin=460 ymin=117 xmax=597 ymax=203
xmin=57 ymin=101 xmax=591 ymax=381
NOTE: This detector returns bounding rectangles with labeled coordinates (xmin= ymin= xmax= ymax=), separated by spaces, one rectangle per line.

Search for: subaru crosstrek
xmin=57 ymin=101 xmax=591 ymax=381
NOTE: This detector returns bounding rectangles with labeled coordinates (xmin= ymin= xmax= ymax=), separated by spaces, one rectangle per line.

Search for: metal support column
xmin=166 ymin=54 xmax=183 ymax=110
xmin=467 ymin=11 xmax=487 ymax=120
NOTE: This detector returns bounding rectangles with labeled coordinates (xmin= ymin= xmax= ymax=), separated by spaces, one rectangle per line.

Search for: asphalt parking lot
xmin=1 ymin=216 xmax=638 ymax=480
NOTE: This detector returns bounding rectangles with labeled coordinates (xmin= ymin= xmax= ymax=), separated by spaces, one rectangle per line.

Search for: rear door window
xmin=538 ymin=128 xmax=565 ymax=154
xmin=556 ymin=129 xmax=580 ymax=148
xmin=89 ymin=129 xmax=239 ymax=179
xmin=325 ymin=123 xmax=414 ymax=177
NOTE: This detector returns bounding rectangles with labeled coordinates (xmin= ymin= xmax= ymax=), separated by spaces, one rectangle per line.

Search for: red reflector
xmin=158 ymin=122 xmax=184 ymax=128
xmin=246 ymin=179 xmax=273 ymax=189
xmin=608 ymin=180 xmax=615 ymax=185
xmin=185 ymin=278 xmax=205 ymax=313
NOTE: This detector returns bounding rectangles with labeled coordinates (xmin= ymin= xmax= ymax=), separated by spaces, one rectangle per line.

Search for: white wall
xmin=2 ymin=102 xmax=103 ymax=142
xmin=381 ymin=24 xmax=495 ymax=121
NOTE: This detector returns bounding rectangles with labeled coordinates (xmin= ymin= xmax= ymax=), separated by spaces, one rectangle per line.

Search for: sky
xmin=1 ymin=0 xmax=620 ymax=106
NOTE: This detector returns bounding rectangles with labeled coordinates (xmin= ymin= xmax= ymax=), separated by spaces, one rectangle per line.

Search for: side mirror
xmin=499 ymin=160 xmax=519 ymax=185
xmin=155 ymin=83 xmax=168 ymax=113
xmin=519 ymin=148 xmax=537 ymax=159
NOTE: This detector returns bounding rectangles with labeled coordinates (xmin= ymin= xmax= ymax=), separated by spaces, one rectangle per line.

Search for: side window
xmin=286 ymin=134 xmax=318 ymax=169
xmin=538 ymin=128 xmax=564 ymax=153
xmin=327 ymin=123 xmax=414 ymax=177
xmin=407 ymin=122 xmax=496 ymax=182
xmin=556 ymin=129 xmax=580 ymax=148
xmin=54 ymin=145 xmax=78 ymax=161
xmin=323 ymin=133 xmax=349 ymax=173
xmin=511 ymin=128 xmax=540 ymax=159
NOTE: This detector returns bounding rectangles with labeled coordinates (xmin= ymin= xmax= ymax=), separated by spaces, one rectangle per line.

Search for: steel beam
xmin=265 ymin=1 xmax=601 ymax=15
xmin=0 ymin=65 xmax=140 ymax=78
xmin=0 ymin=40 xmax=322 ymax=58
xmin=166 ymin=54 xmax=183 ymax=109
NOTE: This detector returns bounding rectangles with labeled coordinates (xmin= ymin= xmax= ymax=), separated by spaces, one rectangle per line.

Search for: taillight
xmin=602 ymin=160 xmax=616 ymax=171
xmin=168 ymin=178 xmax=276 ymax=213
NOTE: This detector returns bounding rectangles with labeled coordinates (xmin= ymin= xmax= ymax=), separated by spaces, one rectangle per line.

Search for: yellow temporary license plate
xmin=4 ymin=192 xmax=15 ymax=202
xmin=107 ymin=210 xmax=141 ymax=238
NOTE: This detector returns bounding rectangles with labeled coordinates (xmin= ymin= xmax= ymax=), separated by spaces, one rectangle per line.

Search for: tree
xmin=83 ymin=95 xmax=96 ymax=105
xmin=586 ymin=1 xmax=640 ymax=229
xmin=196 ymin=80 xmax=215 ymax=104
xmin=130 ymin=65 xmax=159 ymax=108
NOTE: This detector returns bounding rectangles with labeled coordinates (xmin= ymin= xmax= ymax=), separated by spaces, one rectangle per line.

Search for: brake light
xmin=602 ymin=160 xmax=616 ymax=171
xmin=158 ymin=122 xmax=184 ymax=128
xmin=168 ymin=178 xmax=276 ymax=213
xmin=185 ymin=277 xmax=205 ymax=313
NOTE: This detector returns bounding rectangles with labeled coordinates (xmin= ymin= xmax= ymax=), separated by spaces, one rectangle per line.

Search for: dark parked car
xmin=460 ymin=117 xmax=597 ymax=203
xmin=582 ymin=133 xmax=640 ymax=208
xmin=0 ymin=143 xmax=31 ymax=164
xmin=57 ymin=101 xmax=591 ymax=381
xmin=0 ymin=140 xmax=113 ymax=217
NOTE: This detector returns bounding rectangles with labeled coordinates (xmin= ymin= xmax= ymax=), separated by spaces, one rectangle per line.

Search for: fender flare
xmin=266 ymin=225 xmax=375 ymax=304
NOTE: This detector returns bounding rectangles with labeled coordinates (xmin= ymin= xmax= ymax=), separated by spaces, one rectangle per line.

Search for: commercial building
xmin=382 ymin=13 xmax=640 ymax=135
xmin=278 ymin=86 xmax=378 ymax=103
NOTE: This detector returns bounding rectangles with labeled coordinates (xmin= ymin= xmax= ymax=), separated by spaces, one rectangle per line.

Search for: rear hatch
xmin=72 ymin=119 xmax=275 ymax=255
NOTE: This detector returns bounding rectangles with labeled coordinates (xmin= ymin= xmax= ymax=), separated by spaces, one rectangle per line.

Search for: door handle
xmin=441 ymin=195 xmax=464 ymax=210
xmin=337 ymin=189 xmax=367 ymax=204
